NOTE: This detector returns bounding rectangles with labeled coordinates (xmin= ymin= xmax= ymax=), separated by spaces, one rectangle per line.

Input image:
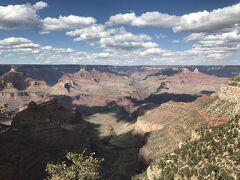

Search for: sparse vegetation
xmin=109 ymin=126 xmax=117 ymax=139
xmin=228 ymin=75 xmax=240 ymax=87
xmin=0 ymin=80 xmax=7 ymax=89
xmin=46 ymin=150 xmax=103 ymax=180
xmin=228 ymin=82 xmax=239 ymax=87
xmin=137 ymin=102 xmax=206 ymax=164
xmin=0 ymin=105 xmax=16 ymax=120
xmin=233 ymin=75 xmax=240 ymax=82
xmin=202 ymin=97 xmax=236 ymax=118
xmin=134 ymin=115 xmax=240 ymax=179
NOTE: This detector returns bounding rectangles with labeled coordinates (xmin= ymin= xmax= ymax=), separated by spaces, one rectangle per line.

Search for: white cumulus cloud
xmin=108 ymin=3 xmax=240 ymax=33
xmin=33 ymin=1 xmax=48 ymax=10
xmin=109 ymin=12 xmax=179 ymax=28
xmin=67 ymin=25 xmax=160 ymax=52
xmin=0 ymin=37 xmax=40 ymax=53
xmin=185 ymin=33 xmax=206 ymax=41
xmin=39 ymin=15 xmax=96 ymax=33
xmin=0 ymin=1 xmax=47 ymax=30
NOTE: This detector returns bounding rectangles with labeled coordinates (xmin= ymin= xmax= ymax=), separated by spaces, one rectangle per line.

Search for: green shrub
xmin=233 ymin=75 xmax=240 ymax=82
xmin=228 ymin=82 xmax=238 ymax=86
xmin=0 ymin=80 xmax=7 ymax=89
xmin=0 ymin=105 xmax=15 ymax=120
xmin=46 ymin=150 xmax=103 ymax=180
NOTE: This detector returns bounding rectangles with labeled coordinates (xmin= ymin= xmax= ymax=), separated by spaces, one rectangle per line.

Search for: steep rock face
xmin=0 ymin=68 xmax=47 ymax=90
xmin=203 ymin=77 xmax=240 ymax=118
xmin=131 ymin=67 xmax=227 ymax=100
xmin=136 ymin=100 xmax=208 ymax=164
xmin=219 ymin=85 xmax=240 ymax=103
xmin=135 ymin=95 xmax=228 ymax=165
xmin=0 ymin=89 xmax=48 ymax=109
xmin=0 ymin=91 xmax=46 ymax=99
xmin=131 ymin=67 xmax=178 ymax=80
xmin=73 ymin=94 xmax=137 ymax=119
xmin=52 ymin=68 xmax=135 ymax=104
xmin=218 ymin=85 xmax=240 ymax=116
xmin=0 ymin=69 xmax=28 ymax=90
xmin=11 ymin=99 xmax=85 ymax=149
xmin=0 ymin=130 xmax=50 ymax=180
xmin=0 ymin=91 xmax=22 ymax=98
xmin=59 ymin=68 xmax=126 ymax=85
xmin=0 ymin=90 xmax=29 ymax=103
xmin=12 ymin=99 xmax=80 ymax=128
xmin=135 ymin=101 xmax=206 ymax=133
xmin=0 ymin=100 xmax=88 ymax=180
xmin=172 ymin=68 xmax=225 ymax=83
xmin=131 ymin=67 xmax=164 ymax=80
xmin=26 ymin=78 xmax=47 ymax=89
xmin=0 ymin=69 xmax=48 ymax=108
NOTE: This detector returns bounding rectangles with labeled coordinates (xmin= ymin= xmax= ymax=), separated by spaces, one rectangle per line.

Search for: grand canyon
xmin=0 ymin=65 xmax=240 ymax=179
xmin=1 ymin=0 xmax=240 ymax=179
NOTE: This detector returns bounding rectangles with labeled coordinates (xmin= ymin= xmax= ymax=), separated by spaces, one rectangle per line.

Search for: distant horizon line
xmin=0 ymin=64 xmax=240 ymax=67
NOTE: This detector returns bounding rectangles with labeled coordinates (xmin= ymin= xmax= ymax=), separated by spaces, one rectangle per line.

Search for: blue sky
xmin=0 ymin=0 xmax=240 ymax=65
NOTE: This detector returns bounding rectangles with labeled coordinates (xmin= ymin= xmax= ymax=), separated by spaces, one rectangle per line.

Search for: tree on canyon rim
xmin=46 ymin=150 xmax=103 ymax=180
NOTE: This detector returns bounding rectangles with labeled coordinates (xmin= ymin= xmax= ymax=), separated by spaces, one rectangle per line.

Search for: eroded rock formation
xmin=0 ymin=100 xmax=88 ymax=180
